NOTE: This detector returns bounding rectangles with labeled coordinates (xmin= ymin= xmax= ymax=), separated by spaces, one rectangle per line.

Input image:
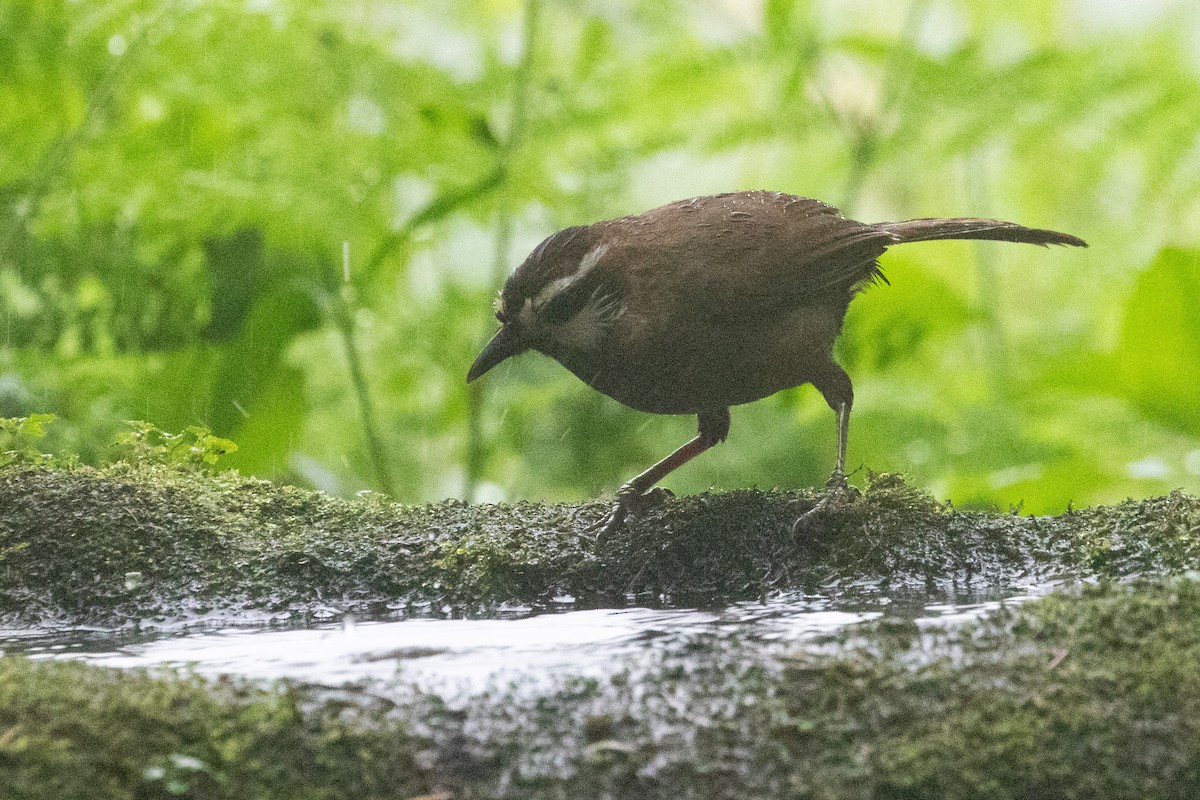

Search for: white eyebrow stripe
xmin=578 ymin=241 xmax=610 ymax=275
xmin=532 ymin=242 xmax=610 ymax=307
xmin=533 ymin=275 xmax=574 ymax=307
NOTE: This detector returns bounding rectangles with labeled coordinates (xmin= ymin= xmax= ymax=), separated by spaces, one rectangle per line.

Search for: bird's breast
xmin=543 ymin=302 xmax=849 ymax=415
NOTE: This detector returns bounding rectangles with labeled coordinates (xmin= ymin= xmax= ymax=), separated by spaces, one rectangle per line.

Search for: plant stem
xmin=839 ymin=0 xmax=928 ymax=214
xmin=963 ymin=150 xmax=1011 ymax=397
xmin=362 ymin=165 xmax=506 ymax=283
xmin=1 ymin=5 xmax=171 ymax=259
xmin=465 ymin=0 xmax=542 ymax=503
xmin=335 ymin=279 xmax=396 ymax=495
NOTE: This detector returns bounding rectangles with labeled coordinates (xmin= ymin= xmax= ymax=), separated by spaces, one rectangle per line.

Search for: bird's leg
xmin=593 ymin=408 xmax=730 ymax=546
xmin=599 ymin=437 xmax=709 ymax=536
xmin=794 ymin=365 xmax=857 ymax=531
xmin=828 ymin=398 xmax=850 ymax=489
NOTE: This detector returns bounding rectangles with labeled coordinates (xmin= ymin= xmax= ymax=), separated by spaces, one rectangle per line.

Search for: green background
xmin=3 ymin=0 xmax=1199 ymax=511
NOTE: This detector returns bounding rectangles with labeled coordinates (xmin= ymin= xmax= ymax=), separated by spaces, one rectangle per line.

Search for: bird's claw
xmin=591 ymin=486 xmax=674 ymax=549
xmin=791 ymin=471 xmax=857 ymax=534
xmin=824 ymin=469 xmax=851 ymax=493
xmin=590 ymin=496 xmax=632 ymax=548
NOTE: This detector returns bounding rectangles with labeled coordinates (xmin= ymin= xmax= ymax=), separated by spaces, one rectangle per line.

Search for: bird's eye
xmin=541 ymin=295 xmax=575 ymax=325
xmin=539 ymin=277 xmax=599 ymax=326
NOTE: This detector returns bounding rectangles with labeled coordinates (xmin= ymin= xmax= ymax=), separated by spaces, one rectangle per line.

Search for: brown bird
xmin=467 ymin=190 xmax=1085 ymax=535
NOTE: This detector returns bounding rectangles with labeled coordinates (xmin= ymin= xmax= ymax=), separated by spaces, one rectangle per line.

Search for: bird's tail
xmin=879 ymin=218 xmax=1087 ymax=249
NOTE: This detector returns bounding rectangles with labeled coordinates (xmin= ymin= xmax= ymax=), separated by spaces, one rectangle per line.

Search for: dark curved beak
xmin=467 ymin=324 xmax=528 ymax=383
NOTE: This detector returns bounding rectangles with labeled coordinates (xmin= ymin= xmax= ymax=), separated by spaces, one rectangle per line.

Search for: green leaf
xmin=1117 ymin=247 xmax=1200 ymax=436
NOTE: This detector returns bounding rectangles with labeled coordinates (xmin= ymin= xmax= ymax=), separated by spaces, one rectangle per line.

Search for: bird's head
xmin=467 ymin=224 xmax=622 ymax=383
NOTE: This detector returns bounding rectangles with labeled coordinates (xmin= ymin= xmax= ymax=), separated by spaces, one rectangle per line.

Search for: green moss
xmin=0 ymin=656 xmax=428 ymax=800
xmin=803 ymin=579 xmax=1200 ymax=798
xmin=3 ymin=465 xmax=1200 ymax=624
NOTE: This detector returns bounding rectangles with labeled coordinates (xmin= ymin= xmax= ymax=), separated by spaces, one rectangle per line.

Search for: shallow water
xmin=0 ymin=584 xmax=1056 ymax=695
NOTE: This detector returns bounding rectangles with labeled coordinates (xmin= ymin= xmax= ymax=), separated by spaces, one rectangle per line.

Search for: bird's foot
xmin=791 ymin=471 xmax=858 ymax=534
xmin=591 ymin=485 xmax=674 ymax=549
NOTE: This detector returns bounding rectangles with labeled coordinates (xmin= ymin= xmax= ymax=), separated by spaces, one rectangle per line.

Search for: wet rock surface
xmin=3 ymin=465 xmax=1200 ymax=798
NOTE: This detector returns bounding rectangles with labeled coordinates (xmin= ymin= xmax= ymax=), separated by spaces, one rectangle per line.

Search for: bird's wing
xmin=606 ymin=191 xmax=893 ymax=326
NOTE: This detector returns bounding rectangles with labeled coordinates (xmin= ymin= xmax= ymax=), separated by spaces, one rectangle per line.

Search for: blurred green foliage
xmin=112 ymin=419 xmax=239 ymax=468
xmin=0 ymin=413 xmax=57 ymax=468
xmin=1 ymin=414 xmax=237 ymax=469
xmin=2 ymin=0 xmax=1199 ymax=511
